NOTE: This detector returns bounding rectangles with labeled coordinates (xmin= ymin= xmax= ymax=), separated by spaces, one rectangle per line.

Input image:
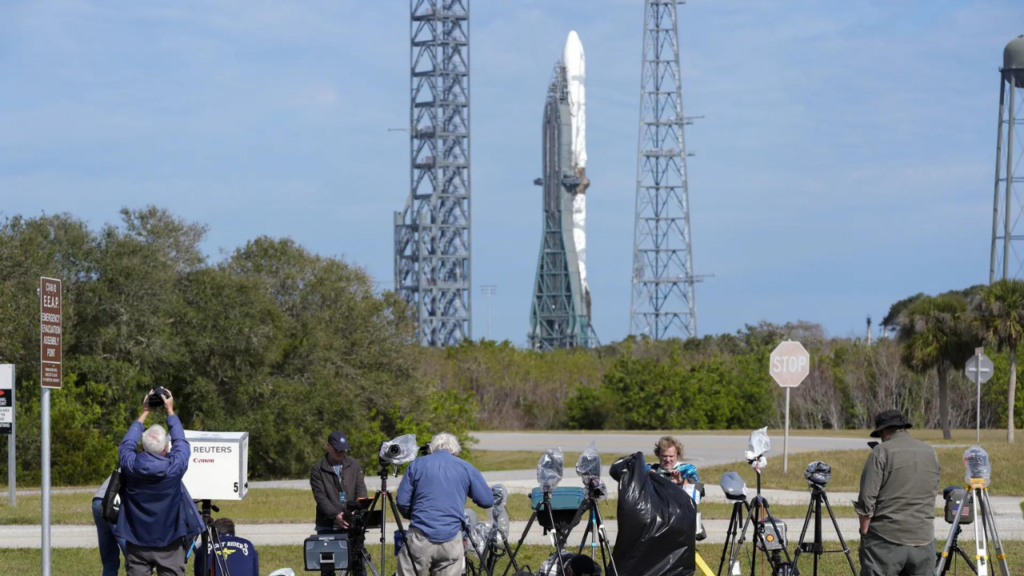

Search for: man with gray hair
xmin=396 ymin=432 xmax=493 ymax=576
xmin=115 ymin=388 xmax=204 ymax=576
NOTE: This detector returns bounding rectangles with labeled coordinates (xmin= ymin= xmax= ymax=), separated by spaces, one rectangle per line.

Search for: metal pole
xmin=8 ymin=364 xmax=14 ymax=507
xmin=1002 ymin=80 xmax=1015 ymax=280
xmin=991 ymin=74 xmax=1007 ymax=284
xmin=976 ymin=367 xmax=982 ymax=444
xmin=41 ymin=386 xmax=51 ymax=576
xmin=784 ymin=387 xmax=791 ymax=474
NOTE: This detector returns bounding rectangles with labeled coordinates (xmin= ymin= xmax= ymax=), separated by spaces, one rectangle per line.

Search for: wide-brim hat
xmin=870 ymin=409 xmax=912 ymax=438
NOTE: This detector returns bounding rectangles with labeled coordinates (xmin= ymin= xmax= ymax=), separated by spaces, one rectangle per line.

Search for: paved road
xmin=4 ymin=515 xmax=1022 ymax=549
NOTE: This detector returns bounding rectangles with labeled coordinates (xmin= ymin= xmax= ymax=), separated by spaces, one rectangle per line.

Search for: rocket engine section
xmin=528 ymin=31 xmax=597 ymax=351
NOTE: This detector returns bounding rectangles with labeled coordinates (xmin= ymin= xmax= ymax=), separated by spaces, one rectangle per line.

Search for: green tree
xmin=896 ymin=294 xmax=976 ymax=439
xmin=972 ymin=279 xmax=1024 ymax=442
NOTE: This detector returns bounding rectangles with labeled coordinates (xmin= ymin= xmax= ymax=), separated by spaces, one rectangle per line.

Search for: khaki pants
xmin=859 ymin=531 xmax=935 ymax=576
xmin=397 ymin=527 xmax=463 ymax=576
xmin=124 ymin=540 xmax=187 ymax=576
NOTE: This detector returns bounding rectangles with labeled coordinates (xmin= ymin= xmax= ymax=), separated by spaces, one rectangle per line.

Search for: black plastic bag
xmin=610 ymin=452 xmax=696 ymax=576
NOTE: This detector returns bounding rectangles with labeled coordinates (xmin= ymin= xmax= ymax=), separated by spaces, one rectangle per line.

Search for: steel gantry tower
xmin=629 ymin=0 xmax=698 ymax=339
xmin=395 ymin=0 xmax=472 ymax=346
xmin=990 ymin=36 xmax=1024 ymax=283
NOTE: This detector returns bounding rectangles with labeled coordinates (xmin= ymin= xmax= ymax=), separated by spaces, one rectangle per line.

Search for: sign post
xmin=770 ymin=341 xmax=810 ymax=473
xmin=965 ymin=347 xmax=994 ymax=443
xmin=0 ymin=364 xmax=14 ymax=506
xmin=39 ymin=277 xmax=62 ymax=576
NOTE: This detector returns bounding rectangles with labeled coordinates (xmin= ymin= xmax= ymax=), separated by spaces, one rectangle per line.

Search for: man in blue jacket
xmin=115 ymin=388 xmax=204 ymax=576
xmin=396 ymin=432 xmax=494 ymax=576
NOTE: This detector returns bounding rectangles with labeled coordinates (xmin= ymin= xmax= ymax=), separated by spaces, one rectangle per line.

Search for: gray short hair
xmin=142 ymin=425 xmax=170 ymax=455
xmin=429 ymin=432 xmax=461 ymax=456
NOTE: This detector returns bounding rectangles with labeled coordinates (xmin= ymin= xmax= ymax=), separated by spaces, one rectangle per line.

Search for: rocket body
xmin=563 ymin=31 xmax=589 ymax=304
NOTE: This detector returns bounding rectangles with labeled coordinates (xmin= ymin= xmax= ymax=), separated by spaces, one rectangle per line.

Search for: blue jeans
xmin=92 ymin=498 xmax=126 ymax=576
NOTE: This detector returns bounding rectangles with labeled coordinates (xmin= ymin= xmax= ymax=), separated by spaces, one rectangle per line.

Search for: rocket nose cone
xmin=563 ymin=30 xmax=584 ymax=68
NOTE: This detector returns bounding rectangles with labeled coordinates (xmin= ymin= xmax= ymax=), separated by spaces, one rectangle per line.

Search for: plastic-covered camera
xmin=804 ymin=461 xmax=831 ymax=488
xmin=719 ymin=471 xmax=748 ymax=501
xmin=378 ymin=434 xmax=419 ymax=466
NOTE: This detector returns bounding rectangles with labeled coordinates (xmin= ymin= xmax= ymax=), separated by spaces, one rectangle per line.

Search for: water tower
xmin=989 ymin=35 xmax=1024 ymax=282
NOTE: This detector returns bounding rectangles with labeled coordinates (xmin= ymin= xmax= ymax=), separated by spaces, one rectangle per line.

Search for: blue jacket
xmin=114 ymin=415 xmax=204 ymax=547
xmin=194 ymin=533 xmax=259 ymax=576
xmin=396 ymin=450 xmax=493 ymax=543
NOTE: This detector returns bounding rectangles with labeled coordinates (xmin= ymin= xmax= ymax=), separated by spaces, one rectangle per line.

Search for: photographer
xmin=114 ymin=388 xmax=205 ymax=576
xmin=194 ymin=518 xmax=259 ymax=576
xmin=648 ymin=436 xmax=699 ymax=487
xmin=310 ymin=430 xmax=367 ymax=534
xmin=396 ymin=432 xmax=493 ymax=576
xmin=854 ymin=410 xmax=940 ymax=576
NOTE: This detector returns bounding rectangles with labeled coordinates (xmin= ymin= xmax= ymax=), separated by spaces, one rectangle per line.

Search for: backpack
xmin=101 ymin=469 xmax=122 ymax=524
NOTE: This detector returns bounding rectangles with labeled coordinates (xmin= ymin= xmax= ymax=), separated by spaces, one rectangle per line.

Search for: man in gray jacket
xmin=854 ymin=410 xmax=940 ymax=576
xmin=310 ymin=430 xmax=368 ymax=534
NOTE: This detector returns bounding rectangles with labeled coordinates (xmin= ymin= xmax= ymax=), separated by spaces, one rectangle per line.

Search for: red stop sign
xmin=769 ymin=341 xmax=810 ymax=388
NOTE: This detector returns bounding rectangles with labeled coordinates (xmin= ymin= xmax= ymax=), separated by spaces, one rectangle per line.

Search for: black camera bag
xmin=101 ymin=468 xmax=122 ymax=524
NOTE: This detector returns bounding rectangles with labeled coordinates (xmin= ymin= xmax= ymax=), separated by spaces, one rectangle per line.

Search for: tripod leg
xmin=718 ymin=504 xmax=739 ymax=576
xmin=792 ymin=495 xmax=815 ymax=569
xmin=500 ymin=511 xmax=536 ymax=576
xmin=971 ymin=487 xmax=991 ymax=576
xmin=936 ymin=488 xmax=967 ymax=576
xmin=979 ymin=490 xmax=1010 ymax=576
xmin=731 ymin=501 xmax=757 ymax=575
xmin=821 ymin=492 xmax=856 ymax=576
xmin=592 ymin=506 xmax=618 ymax=576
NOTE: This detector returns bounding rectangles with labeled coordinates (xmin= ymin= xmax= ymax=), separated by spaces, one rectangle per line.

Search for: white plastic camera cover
xmin=489 ymin=484 xmax=510 ymax=542
xmin=963 ymin=445 xmax=992 ymax=487
xmin=537 ymin=448 xmax=564 ymax=492
xmin=575 ymin=441 xmax=601 ymax=483
xmin=745 ymin=427 xmax=770 ymax=471
xmin=463 ymin=509 xmax=486 ymax=560
xmin=379 ymin=434 xmax=420 ymax=465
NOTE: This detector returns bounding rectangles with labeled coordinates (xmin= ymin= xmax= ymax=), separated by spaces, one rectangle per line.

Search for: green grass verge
xmin=4 ymin=541 xmax=1024 ymax=576
xmin=476 ymin=429 xmax=1012 ymax=444
xmin=700 ymin=443 xmax=1024 ymax=496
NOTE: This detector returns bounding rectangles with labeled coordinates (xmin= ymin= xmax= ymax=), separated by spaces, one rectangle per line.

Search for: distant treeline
xmin=423 ymin=324 xmax=1021 ymax=434
xmin=0 ymin=208 xmax=1020 ymax=486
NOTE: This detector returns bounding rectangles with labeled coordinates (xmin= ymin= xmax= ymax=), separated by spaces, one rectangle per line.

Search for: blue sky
xmin=2 ymin=1 xmax=1022 ymax=345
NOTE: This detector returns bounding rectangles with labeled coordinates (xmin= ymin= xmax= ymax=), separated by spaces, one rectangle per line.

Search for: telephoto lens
xmin=387 ymin=443 xmax=402 ymax=457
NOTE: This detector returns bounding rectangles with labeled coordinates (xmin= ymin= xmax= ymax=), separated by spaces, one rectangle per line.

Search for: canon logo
xmin=192 ymin=458 xmax=215 ymax=464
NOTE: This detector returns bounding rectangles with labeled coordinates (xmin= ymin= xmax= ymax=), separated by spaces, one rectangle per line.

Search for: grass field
xmin=699 ymin=442 xmax=1024 ymax=496
xmin=3 ymin=540 xmax=1023 ymax=576
xmin=480 ymin=429 xmax=1014 ymax=444
xmin=472 ymin=442 xmax=1024 ymax=497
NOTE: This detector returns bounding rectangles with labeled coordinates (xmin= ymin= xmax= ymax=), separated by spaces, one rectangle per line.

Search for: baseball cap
xmin=328 ymin=431 xmax=350 ymax=452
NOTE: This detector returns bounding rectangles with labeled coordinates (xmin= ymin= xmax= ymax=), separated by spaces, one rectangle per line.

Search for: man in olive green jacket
xmin=854 ymin=410 xmax=940 ymax=576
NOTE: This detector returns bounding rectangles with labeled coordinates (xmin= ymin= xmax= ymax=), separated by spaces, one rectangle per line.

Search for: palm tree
xmin=896 ymin=294 xmax=975 ymax=440
xmin=972 ymin=279 xmax=1024 ymax=443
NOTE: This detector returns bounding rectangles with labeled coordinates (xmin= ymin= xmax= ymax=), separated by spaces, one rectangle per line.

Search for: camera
xmin=377 ymin=434 xmax=419 ymax=466
xmin=943 ymin=486 xmax=974 ymax=525
xmin=146 ymin=387 xmax=170 ymax=408
xmin=804 ymin=461 xmax=831 ymax=488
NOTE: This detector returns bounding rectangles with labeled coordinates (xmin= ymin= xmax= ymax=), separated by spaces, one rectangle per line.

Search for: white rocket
xmin=563 ymin=31 xmax=590 ymax=308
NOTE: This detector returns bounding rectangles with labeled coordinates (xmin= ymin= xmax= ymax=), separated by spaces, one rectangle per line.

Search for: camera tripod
xmin=790 ymin=484 xmax=856 ymax=576
xmin=194 ymin=500 xmax=233 ymax=576
xmin=573 ymin=494 xmax=619 ymax=576
xmin=718 ymin=497 xmax=750 ymax=576
xmin=936 ymin=523 xmax=977 ymax=576
xmin=362 ymin=461 xmax=419 ymax=576
xmin=723 ymin=471 xmax=793 ymax=576
xmin=936 ymin=481 xmax=1010 ymax=576
xmin=502 ymin=490 xmax=572 ymax=576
